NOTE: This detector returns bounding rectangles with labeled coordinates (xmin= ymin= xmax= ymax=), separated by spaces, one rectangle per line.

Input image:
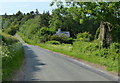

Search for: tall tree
xmin=4 ymin=13 xmax=7 ymax=18
xmin=50 ymin=2 xmax=100 ymax=37
xmin=35 ymin=9 xmax=39 ymax=15
xmin=16 ymin=11 xmax=23 ymax=16
xmin=30 ymin=11 xmax=35 ymax=15
xmin=51 ymin=1 xmax=120 ymax=47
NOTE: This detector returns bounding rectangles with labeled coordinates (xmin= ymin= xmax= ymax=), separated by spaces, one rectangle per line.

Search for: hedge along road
xmin=15 ymin=35 xmax=118 ymax=82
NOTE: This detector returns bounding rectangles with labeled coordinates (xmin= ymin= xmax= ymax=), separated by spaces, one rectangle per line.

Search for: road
xmin=15 ymin=35 xmax=118 ymax=81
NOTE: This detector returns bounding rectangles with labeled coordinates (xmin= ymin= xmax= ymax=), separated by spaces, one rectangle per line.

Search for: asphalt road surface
xmin=16 ymin=35 xmax=118 ymax=81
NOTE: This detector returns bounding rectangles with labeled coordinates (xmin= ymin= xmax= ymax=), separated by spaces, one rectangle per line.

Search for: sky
xmin=0 ymin=0 xmax=58 ymax=15
xmin=1 ymin=0 xmax=119 ymax=15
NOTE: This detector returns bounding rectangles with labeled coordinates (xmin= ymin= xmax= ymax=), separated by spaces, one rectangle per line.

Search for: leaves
xmin=79 ymin=19 xmax=84 ymax=24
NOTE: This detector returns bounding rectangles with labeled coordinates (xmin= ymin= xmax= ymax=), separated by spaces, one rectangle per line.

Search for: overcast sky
xmin=0 ymin=0 xmax=58 ymax=15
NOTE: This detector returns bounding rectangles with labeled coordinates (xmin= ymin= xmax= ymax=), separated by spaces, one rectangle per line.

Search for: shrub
xmin=77 ymin=32 xmax=92 ymax=42
xmin=0 ymin=32 xmax=18 ymax=45
xmin=50 ymin=35 xmax=60 ymax=41
xmin=73 ymin=40 xmax=119 ymax=71
xmin=1 ymin=33 xmax=24 ymax=80
xmin=40 ymin=27 xmax=51 ymax=35
xmin=46 ymin=41 xmax=60 ymax=45
xmin=3 ymin=24 xmax=19 ymax=36
xmin=110 ymin=43 xmax=120 ymax=49
xmin=39 ymin=34 xmax=51 ymax=43
xmin=4 ymin=28 xmax=17 ymax=35
xmin=50 ymin=34 xmax=73 ymax=44
xmin=2 ymin=42 xmax=24 ymax=80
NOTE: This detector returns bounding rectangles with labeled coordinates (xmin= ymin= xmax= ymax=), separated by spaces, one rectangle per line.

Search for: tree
xmin=4 ymin=13 xmax=7 ymax=18
xmin=35 ymin=9 xmax=39 ymax=15
xmin=16 ymin=11 xmax=23 ymax=16
xmin=50 ymin=2 xmax=100 ymax=37
xmin=51 ymin=1 xmax=120 ymax=47
xmin=30 ymin=11 xmax=34 ymax=15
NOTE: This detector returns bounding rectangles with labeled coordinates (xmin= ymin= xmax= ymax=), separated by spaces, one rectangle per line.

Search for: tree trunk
xmin=98 ymin=21 xmax=112 ymax=48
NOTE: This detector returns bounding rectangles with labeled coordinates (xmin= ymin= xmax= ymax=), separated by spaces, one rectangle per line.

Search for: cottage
xmin=55 ymin=29 xmax=70 ymax=37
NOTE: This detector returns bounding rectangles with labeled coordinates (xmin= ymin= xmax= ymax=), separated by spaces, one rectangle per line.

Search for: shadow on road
xmin=22 ymin=45 xmax=46 ymax=81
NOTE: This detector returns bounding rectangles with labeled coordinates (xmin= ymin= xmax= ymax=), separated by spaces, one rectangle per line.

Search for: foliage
xmin=1 ymin=33 xmax=24 ymax=80
xmin=50 ymin=1 xmax=120 ymax=43
xmin=17 ymin=12 xmax=52 ymax=43
xmin=0 ymin=32 xmax=18 ymax=44
xmin=46 ymin=41 xmax=60 ymax=45
xmin=111 ymin=26 xmax=120 ymax=43
xmin=64 ymin=2 xmax=119 ymax=27
xmin=50 ymin=34 xmax=73 ymax=44
xmin=49 ymin=7 xmax=100 ymax=37
xmin=77 ymin=32 xmax=92 ymax=41
xmin=110 ymin=43 xmax=120 ymax=49
xmin=73 ymin=41 xmax=119 ymax=71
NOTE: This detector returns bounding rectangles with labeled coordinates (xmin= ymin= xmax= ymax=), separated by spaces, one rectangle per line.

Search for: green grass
xmin=1 ymin=33 xmax=24 ymax=81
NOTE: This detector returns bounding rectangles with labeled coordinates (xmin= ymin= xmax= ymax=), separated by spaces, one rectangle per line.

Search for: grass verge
xmin=0 ymin=33 xmax=24 ymax=81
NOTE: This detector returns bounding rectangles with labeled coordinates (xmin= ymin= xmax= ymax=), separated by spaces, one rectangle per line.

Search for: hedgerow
xmin=0 ymin=32 xmax=24 ymax=81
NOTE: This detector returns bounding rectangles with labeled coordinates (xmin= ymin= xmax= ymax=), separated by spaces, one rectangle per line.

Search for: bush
xmin=73 ymin=41 xmax=99 ymax=53
xmin=46 ymin=41 xmax=60 ymax=45
xmin=50 ymin=35 xmax=60 ymax=41
xmin=0 ymin=32 xmax=18 ymax=45
xmin=50 ymin=34 xmax=73 ymax=44
xmin=2 ymin=42 xmax=24 ymax=80
xmin=73 ymin=41 xmax=119 ymax=71
xmin=39 ymin=34 xmax=50 ymax=43
xmin=1 ymin=33 xmax=24 ymax=80
xmin=77 ymin=32 xmax=92 ymax=42
xmin=3 ymin=24 xmax=19 ymax=36
xmin=110 ymin=43 xmax=120 ymax=49
xmin=4 ymin=28 xmax=17 ymax=35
